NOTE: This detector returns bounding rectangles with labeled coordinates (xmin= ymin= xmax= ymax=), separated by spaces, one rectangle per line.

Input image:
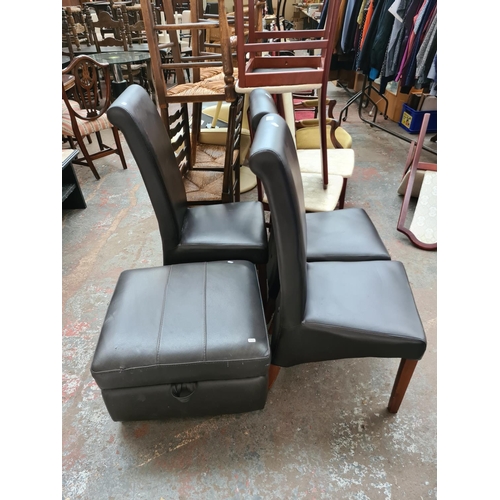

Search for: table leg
xmin=111 ymin=63 xmax=128 ymax=99
xmin=145 ymin=60 xmax=157 ymax=105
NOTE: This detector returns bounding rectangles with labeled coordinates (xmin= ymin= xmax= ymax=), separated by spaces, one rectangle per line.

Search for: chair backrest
xmin=62 ymin=55 xmax=112 ymax=123
xmin=140 ymin=0 xmax=236 ymax=128
xmin=88 ymin=7 xmax=128 ymax=51
xmin=249 ymin=112 xmax=307 ymax=328
xmin=106 ymin=85 xmax=188 ymax=257
xmin=248 ymin=87 xmax=278 ymax=136
xmin=64 ymin=6 xmax=88 ymax=50
xmin=126 ymin=18 xmax=148 ymax=44
xmin=62 ymin=9 xmax=75 ymax=59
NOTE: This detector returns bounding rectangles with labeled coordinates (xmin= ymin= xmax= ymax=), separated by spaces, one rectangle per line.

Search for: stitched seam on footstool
xmin=203 ymin=262 xmax=207 ymax=362
xmin=156 ymin=267 xmax=172 ymax=365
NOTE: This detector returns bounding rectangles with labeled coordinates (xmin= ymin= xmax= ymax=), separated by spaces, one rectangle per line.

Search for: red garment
xmin=359 ymin=0 xmax=374 ymax=49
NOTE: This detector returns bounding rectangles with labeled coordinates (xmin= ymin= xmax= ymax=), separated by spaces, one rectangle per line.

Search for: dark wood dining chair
xmin=62 ymin=9 xmax=75 ymax=60
xmin=64 ymin=5 xmax=93 ymax=50
xmin=249 ymin=112 xmax=427 ymax=414
xmin=85 ymin=6 xmax=150 ymax=89
xmin=62 ymin=55 xmax=128 ymax=180
xmin=396 ymin=113 xmax=437 ymax=250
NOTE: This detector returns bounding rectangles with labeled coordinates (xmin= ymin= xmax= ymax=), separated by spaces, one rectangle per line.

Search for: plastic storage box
xmin=399 ymin=104 xmax=437 ymax=134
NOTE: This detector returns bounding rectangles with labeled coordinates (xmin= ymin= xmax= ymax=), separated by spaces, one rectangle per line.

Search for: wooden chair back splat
xmin=62 ymin=55 xmax=128 ymax=180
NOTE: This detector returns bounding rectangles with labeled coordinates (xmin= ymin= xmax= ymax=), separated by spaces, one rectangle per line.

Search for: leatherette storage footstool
xmin=91 ymin=261 xmax=270 ymax=422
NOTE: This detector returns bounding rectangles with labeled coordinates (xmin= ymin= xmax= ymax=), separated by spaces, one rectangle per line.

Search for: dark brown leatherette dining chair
xmin=249 ymin=113 xmax=427 ymax=413
xmin=248 ymin=87 xmax=390 ymax=301
xmin=106 ymin=84 xmax=268 ymax=296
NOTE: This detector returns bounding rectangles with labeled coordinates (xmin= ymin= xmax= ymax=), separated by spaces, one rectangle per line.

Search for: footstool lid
xmin=91 ymin=262 xmax=270 ymax=390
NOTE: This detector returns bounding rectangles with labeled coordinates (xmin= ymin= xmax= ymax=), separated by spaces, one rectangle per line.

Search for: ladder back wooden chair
xmin=140 ymin=0 xmax=244 ymax=203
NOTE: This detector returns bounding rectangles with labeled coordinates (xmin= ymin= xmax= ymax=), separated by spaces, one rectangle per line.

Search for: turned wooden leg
xmin=268 ymin=364 xmax=281 ymax=390
xmin=388 ymin=359 xmax=419 ymax=413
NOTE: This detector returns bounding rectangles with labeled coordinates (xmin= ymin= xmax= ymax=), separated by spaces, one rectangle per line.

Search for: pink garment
xmin=395 ymin=4 xmax=422 ymax=81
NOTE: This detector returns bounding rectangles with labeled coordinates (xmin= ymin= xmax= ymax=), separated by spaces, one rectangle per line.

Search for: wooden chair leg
xmin=112 ymin=127 xmax=128 ymax=170
xmin=387 ymin=359 xmax=419 ymax=413
xmin=338 ymin=178 xmax=348 ymax=209
xmin=268 ymin=364 xmax=280 ymax=390
xmin=71 ymin=131 xmax=101 ymax=180
xmin=95 ymin=131 xmax=105 ymax=150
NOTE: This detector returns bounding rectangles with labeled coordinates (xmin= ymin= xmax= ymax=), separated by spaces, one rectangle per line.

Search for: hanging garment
xmin=399 ymin=0 xmax=436 ymax=90
xmin=355 ymin=0 xmax=371 ymax=69
xmin=359 ymin=0 xmax=376 ymax=50
xmin=334 ymin=0 xmax=349 ymax=53
xmin=341 ymin=0 xmax=365 ymax=53
xmin=394 ymin=0 xmax=430 ymax=83
xmin=357 ymin=0 xmax=396 ymax=80
xmin=357 ymin=0 xmax=369 ymax=24
xmin=427 ymin=53 xmax=437 ymax=95
xmin=415 ymin=11 xmax=437 ymax=84
xmin=384 ymin=0 xmax=425 ymax=80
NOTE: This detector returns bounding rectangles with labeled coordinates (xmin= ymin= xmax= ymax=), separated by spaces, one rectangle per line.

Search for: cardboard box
xmin=370 ymin=81 xmax=422 ymax=123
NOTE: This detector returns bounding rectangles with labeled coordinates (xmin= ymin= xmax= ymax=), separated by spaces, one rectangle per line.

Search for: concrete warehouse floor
xmin=61 ymin=81 xmax=437 ymax=499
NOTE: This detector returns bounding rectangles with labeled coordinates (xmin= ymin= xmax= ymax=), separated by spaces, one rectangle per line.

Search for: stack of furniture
xmin=89 ymin=85 xmax=427 ymax=422
xmin=140 ymin=0 xmax=244 ymax=204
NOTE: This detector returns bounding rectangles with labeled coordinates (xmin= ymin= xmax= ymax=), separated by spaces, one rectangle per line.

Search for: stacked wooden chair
xmin=233 ymin=0 xmax=355 ymax=212
xmin=140 ymin=0 xmax=244 ymax=204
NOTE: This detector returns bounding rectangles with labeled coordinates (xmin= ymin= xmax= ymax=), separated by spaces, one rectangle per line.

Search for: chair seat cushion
xmin=306 ymin=208 xmax=390 ymax=261
xmin=408 ymin=170 xmax=437 ymax=245
xmin=62 ymin=99 xmax=111 ymax=137
xmin=296 ymin=123 xmax=352 ymax=149
xmin=194 ymin=143 xmax=238 ymax=170
xmin=170 ymin=202 xmax=268 ymax=264
xmin=283 ymin=261 xmax=427 ymax=365
xmin=263 ymin=173 xmax=344 ymax=212
xmin=297 ymin=148 xmax=355 ymax=178
xmin=167 ymin=69 xmax=239 ymax=97
xmin=91 ymin=261 xmax=270 ymax=391
xmin=183 ymin=169 xmax=225 ymax=203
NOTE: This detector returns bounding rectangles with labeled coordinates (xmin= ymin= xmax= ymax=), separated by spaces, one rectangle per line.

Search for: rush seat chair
xmin=62 ymin=55 xmax=128 ymax=180
xmin=249 ymin=113 xmax=427 ymax=413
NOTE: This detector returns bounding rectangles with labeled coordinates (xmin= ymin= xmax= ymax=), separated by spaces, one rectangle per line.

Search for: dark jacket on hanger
xmin=400 ymin=0 xmax=436 ymax=91
xmin=341 ymin=0 xmax=364 ymax=54
xmin=357 ymin=0 xmax=396 ymax=80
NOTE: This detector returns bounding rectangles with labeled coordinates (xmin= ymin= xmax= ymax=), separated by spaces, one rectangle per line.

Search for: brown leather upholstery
xmin=248 ymin=88 xmax=390 ymax=299
xmin=107 ymin=85 xmax=268 ymax=265
xmin=248 ymin=113 xmax=426 ymax=367
xmin=91 ymin=261 xmax=270 ymax=421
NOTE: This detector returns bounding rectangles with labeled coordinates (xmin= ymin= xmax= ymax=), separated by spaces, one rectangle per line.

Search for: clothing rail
xmin=339 ymin=76 xmax=437 ymax=156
